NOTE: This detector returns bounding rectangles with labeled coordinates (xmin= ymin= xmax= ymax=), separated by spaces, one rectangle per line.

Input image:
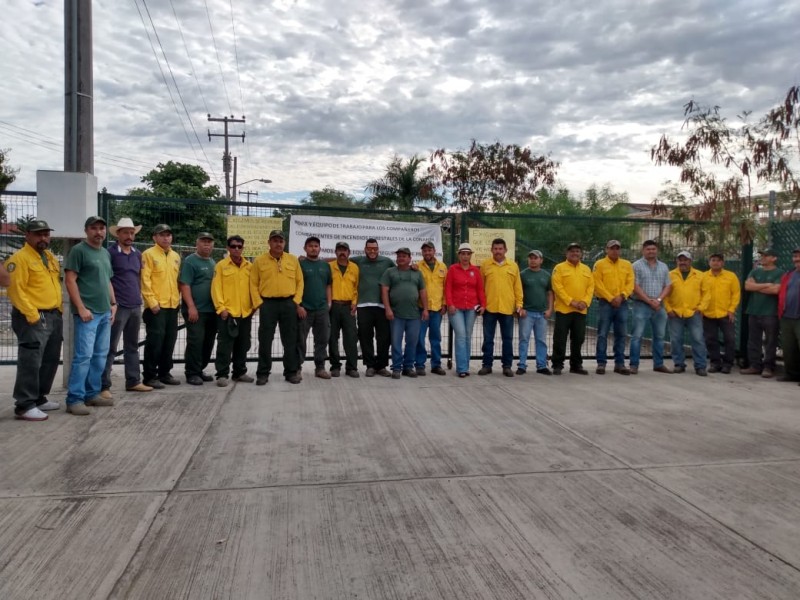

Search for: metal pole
xmin=231 ymin=156 xmax=238 ymax=215
xmin=768 ymin=190 xmax=776 ymax=246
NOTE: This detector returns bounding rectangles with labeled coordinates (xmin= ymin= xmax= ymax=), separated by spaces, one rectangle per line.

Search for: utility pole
xmin=208 ymin=115 xmax=245 ymax=200
xmin=239 ymin=189 xmax=258 ymax=216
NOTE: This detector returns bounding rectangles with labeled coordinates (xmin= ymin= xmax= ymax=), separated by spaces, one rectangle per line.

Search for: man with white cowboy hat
xmin=101 ymin=217 xmax=153 ymax=397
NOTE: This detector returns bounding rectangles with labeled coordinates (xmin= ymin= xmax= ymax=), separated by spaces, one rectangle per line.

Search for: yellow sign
xmin=469 ymin=228 xmax=516 ymax=265
xmin=227 ymin=216 xmax=283 ymax=257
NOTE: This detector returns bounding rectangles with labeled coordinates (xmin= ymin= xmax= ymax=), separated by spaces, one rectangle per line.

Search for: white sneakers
xmin=38 ymin=401 xmax=61 ymax=411
xmin=15 ymin=407 xmax=49 ymax=421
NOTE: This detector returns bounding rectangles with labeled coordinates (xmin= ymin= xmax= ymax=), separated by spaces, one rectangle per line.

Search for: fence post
xmin=738 ymin=241 xmax=753 ymax=367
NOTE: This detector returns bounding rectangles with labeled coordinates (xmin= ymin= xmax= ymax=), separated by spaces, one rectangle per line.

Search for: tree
xmin=428 ymin=140 xmax=558 ymax=212
xmin=365 ymin=155 xmax=441 ymax=211
xmin=651 ymin=85 xmax=800 ymax=243
xmin=0 ymin=148 xmax=18 ymax=192
xmin=302 ymin=187 xmax=367 ymax=209
xmin=112 ymin=161 xmax=225 ymax=247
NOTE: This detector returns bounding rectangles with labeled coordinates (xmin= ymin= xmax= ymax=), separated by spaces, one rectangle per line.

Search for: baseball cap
xmin=197 ymin=232 xmax=214 ymax=240
xmin=528 ymin=249 xmax=543 ymax=258
xmin=395 ymin=247 xmax=411 ymax=255
xmin=709 ymin=252 xmax=725 ymax=260
xmin=676 ymin=250 xmax=693 ymax=260
xmin=759 ymin=248 xmax=778 ymax=256
xmin=606 ymin=239 xmax=621 ymax=248
xmin=153 ymin=224 xmax=172 ymax=235
xmin=269 ymin=230 xmax=285 ymax=240
xmin=335 ymin=241 xmax=350 ymax=251
xmin=421 ymin=241 xmax=435 ymax=249
xmin=27 ymin=219 xmax=53 ymax=232
xmin=84 ymin=216 xmax=106 ymax=227
xmin=566 ymin=242 xmax=582 ymax=250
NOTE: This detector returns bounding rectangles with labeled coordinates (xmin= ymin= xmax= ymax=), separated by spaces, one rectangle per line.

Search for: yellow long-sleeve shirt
xmin=480 ymin=258 xmax=523 ymax=315
xmin=592 ymin=256 xmax=634 ymax=302
xmin=417 ymin=259 xmax=448 ymax=310
xmin=551 ymin=260 xmax=594 ymax=314
xmin=211 ymin=256 xmax=254 ymax=317
xmin=249 ymin=251 xmax=304 ymax=308
xmin=700 ymin=269 xmax=741 ymax=318
xmin=5 ymin=244 xmax=62 ymax=323
xmin=664 ymin=267 xmax=704 ymax=318
xmin=330 ymin=260 xmax=359 ymax=303
xmin=141 ymin=246 xmax=181 ymax=309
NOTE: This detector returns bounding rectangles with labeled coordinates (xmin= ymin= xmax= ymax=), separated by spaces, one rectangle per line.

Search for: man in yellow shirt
xmin=211 ymin=235 xmax=255 ymax=387
xmin=551 ymin=242 xmax=594 ymax=375
xmin=664 ymin=251 xmax=708 ymax=376
xmin=700 ymin=252 xmax=741 ymax=374
xmin=329 ymin=241 xmax=360 ymax=378
xmin=592 ymin=239 xmax=634 ymax=375
xmin=250 ymin=229 xmax=304 ymax=385
xmin=415 ymin=241 xmax=448 ymax=376
xmin=141 ymin=223 xmax=182 ymax=388
xmin=479 ymin=238 xmax=523 ymax=377
xmin=6 ymin=220 xmax=63 ymax=421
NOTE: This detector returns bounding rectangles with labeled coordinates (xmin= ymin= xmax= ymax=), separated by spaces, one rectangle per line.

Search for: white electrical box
xmin=36 ymin=170 xmax=98 ymax=238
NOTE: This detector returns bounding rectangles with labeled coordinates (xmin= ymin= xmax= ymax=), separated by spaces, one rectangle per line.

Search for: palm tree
xmin=365 ymin=155 xmax=442 ymax=211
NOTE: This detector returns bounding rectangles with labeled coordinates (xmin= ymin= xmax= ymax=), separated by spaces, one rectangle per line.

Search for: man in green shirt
xmin=64 ymin=216 xmax=117 ymax=415
xmin=298 ymin=236 xmax=334 ymax=378
xmin=352 ymin=238 xmax=395 ymax=377
xmin=741 ymin=248 xmax=783 ymax=377
xmin=517 ymin=250 xmax=554 ymax=375
xmin=179 ymin=232 xmax=217 ymax=385
xmin=380 ymin=248 xmax=429 ymax=379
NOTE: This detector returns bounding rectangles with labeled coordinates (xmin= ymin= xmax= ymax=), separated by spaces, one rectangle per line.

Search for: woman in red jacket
xmin=445 ymin=243 xmax=486 ymax=376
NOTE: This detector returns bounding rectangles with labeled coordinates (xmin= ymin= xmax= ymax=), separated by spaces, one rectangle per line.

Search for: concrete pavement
xmin=1 ymin=363 xmax=799 ymax=599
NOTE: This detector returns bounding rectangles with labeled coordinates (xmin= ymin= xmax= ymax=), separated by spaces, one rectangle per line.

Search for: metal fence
xmin=1 ymin=190 xmax=757 ymax=367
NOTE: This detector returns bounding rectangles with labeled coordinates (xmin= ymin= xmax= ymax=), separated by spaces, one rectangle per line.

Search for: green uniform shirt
xmin=179 ymin=254 xmax=216 ymax=313
xmin=64 ymin=241 xmax=113 ymax=314
xmin=520 ymin=268 xmax=552 ymax=312
xmin=380 ymin=267 xmax=426 ymax=319
xmin=352 ymin=255 xmax=394 ymax=305
xmin=300 ymin=259 xmax=332 ymax=311
xmin=746 ymin=267 xmax=783 ymax=316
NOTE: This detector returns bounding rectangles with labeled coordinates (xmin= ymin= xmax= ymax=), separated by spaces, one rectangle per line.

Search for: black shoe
xmin=708 ymin=365 xmax=722 ymax=373
xmin=502 ymin=367 xmax=514 ymax=377
xmin=552 ymin=368 xmax=562 ymax=375
xmin=720 ymin=365 xmax=731 ymax=374
xmin=375 ymin=368 xmax=392 ymax=378
xmin=186 ymin=375 xmax=204 ymax=386
xmin=200 ymin=372 xmax=214 ymax=382
xmin=402 ymin=369 xmax=418 ymax=378
xmin=160 ymin=375 xmax=181 ymax=386
xmin=256 ymin=375 xmax=269 ymax=386
xmin=346 ymin=370 xmax=360 ymax=378
xmin=330 ymin=368 xmax=341 ymax=377
xmin=516 ymin=368 xmax=526 ymax=375
xmin=569 ymin=367 xmax=589 ymax=375
xmin=431 ymin=367 xmax=447 ymax=376
xmin=478 ymin=366 xmax=492 ymax=376
xmin=286 ymin=374 xmax=302 ymax=384
xmin=674 ymin=366 xmax=686 ymax=373
xmin=143 ymin=378 xmax=166 ymax=390
xmin=696 ymin=369 xmax=708 ymax=377
xmin=536 ymin=368 xmax=552 ymax=375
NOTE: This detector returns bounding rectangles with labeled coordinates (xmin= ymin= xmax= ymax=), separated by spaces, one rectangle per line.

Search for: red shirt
xmin=445 ymin=263 xmax=486 ymax=310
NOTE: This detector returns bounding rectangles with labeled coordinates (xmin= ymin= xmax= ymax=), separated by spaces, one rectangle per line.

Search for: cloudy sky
xmin=2 ymin=0 xmax=798 ymax=204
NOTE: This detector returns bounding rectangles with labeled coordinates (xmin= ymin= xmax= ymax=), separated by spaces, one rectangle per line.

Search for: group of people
xmin=5 ymin=217 xmax=800 ymax=422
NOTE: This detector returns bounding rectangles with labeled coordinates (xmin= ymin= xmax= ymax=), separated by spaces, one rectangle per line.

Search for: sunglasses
xmin=228 ymin=244 xmax=243 ymax=249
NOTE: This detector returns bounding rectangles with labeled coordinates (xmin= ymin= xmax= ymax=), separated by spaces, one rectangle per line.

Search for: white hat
xmin=457 ymin=242 xmax=473 ymax=253
xmin=109 ymin=217 xmax=143 ymax=237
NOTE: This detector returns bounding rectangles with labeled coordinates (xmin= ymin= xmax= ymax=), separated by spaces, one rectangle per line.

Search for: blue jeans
xmin=630 ymin=302 xmax=667 ymax=368
xmin=595 ymin=300 xmax=628 ymax=366
xmin=67 ymin=311 xmax=112 ymax=405
xmin=482 ymin=312 xmax=514 ymax=368
xmin=668 ymin=312 xmax=707 ymax=370
xmin=390 ymin=317 xmax=421 ymax=372
xmin=416 ymin=310 xmax=443 ymax=369
xmin=518 ymin=312 xmax=548 ymax=370
xmin=450 ymin=309 xmax=477 ymax=374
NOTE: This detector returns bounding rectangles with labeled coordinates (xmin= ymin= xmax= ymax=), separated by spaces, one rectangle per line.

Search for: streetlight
xmin=231 ymin=178 xmax=272 ymax=215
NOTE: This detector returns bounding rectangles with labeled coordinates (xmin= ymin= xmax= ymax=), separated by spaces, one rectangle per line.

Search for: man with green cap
xmin=180 ymin=232 xmax=218 ymax=385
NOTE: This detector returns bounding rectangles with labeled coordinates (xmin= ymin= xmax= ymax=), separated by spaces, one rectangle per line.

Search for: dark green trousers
xmin=329 ymin=302 xmax=358 ymax=372
xmin=183 ymin=309 xmax=217 ymax=377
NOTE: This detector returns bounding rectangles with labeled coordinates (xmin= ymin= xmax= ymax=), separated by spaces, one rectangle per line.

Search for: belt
xmin=262 ymin=296 xmax=293 ymax=300
xmin=331 ymin=300 xmax=352 ymax=305
xmin=13 ymin=307 xmax=60 ymax=314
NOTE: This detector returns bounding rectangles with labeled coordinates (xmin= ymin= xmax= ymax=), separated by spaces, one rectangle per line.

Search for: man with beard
xmin=664 ymin=250 xmax=708 ymax=376
xmin=700 ymin=253 xmax=741 ymax=374
xmin=101 ymin=218 xmax=152 ymax=399
xmin=631 ymin=240 xmax=673 ymax=374
xmin=741 ymin=248 xmax=782 ymax=377
xmin=298 ymin=236 xmax=334 ymax=378
xmin=6 ymin=220 xmax=63 ymax=421
xmin=180 ymin=232 xmax=218 ymax=385
xmin=551 ymin=242 xmax=594 ymax=375
xmin=328 ymin=241 xmax=360 ymax=379
xmin=64 ymin=216 xmax=117 ymax=415
xmin=415 ymin=241 xmax=448 ymax=376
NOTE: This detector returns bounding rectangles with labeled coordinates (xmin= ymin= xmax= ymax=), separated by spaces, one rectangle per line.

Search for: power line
xmin=139 ymin=0 xmax=219 ymax=181
xmin=229 ymin=0 xmax=246 ymax=118
xmin=204 ymin=0 xmax=233 ymax=116
xmin=169 ymin=0 xmax=210 ymax=116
